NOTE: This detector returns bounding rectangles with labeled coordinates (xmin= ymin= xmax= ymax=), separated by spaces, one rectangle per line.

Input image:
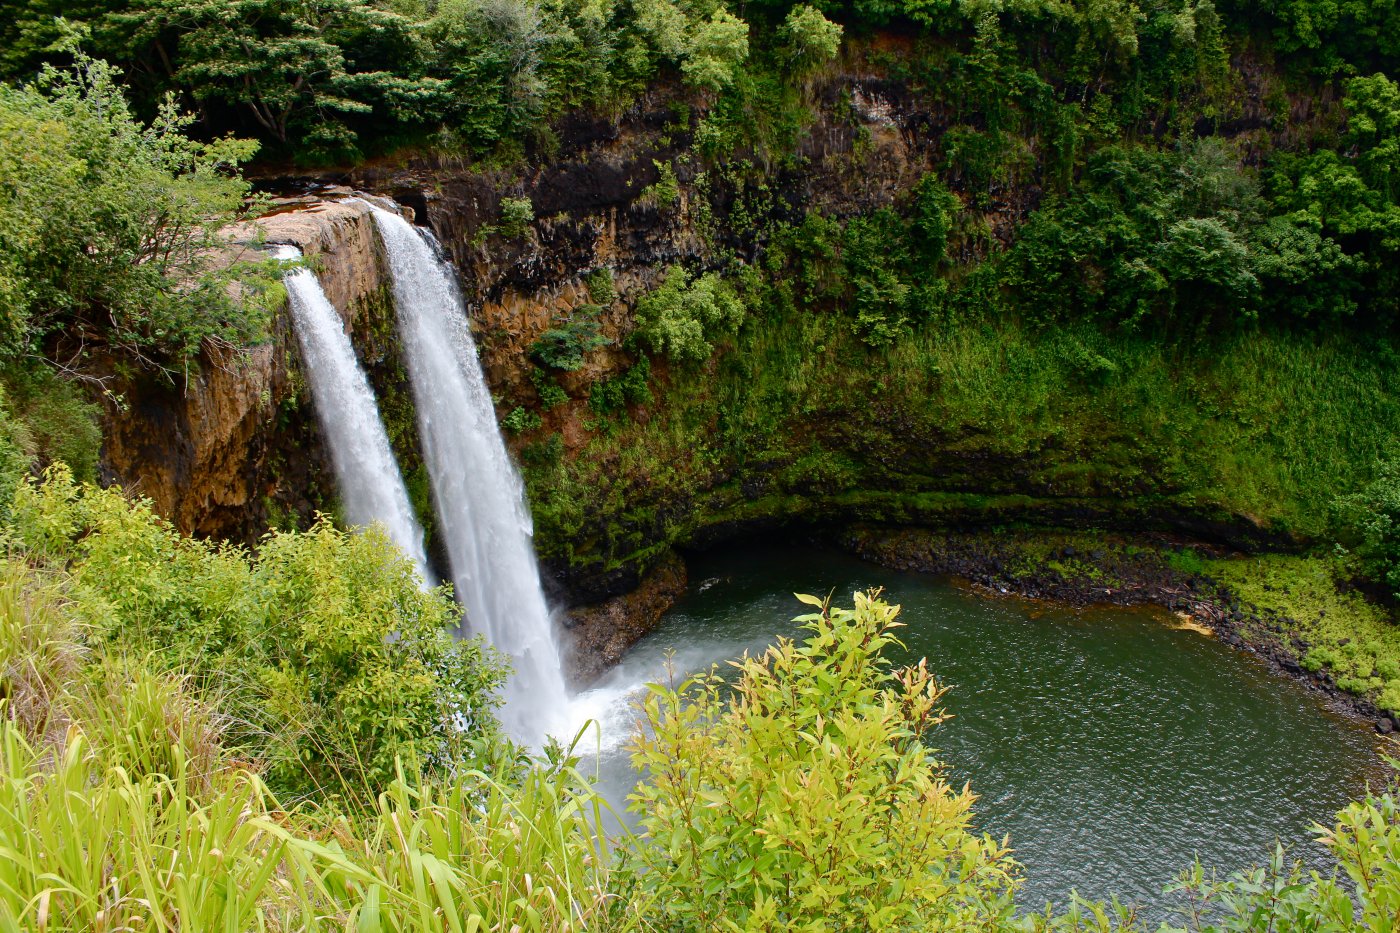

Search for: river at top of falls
xmin=273 ymin=245 xmax=433 ymax=582
xmin=368 ymin=206 xmax=571 ymax=744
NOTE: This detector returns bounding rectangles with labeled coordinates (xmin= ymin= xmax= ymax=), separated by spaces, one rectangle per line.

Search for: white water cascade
xmin=368 ymin=207 xmax=571 ymax=742
xmin=274 ymin=246 xmax=433 ymax=582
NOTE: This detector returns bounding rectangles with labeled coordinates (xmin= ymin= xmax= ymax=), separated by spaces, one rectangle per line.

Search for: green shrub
xmin=520 ymin=433 xmax=565 ymax=468
xmin=585 ymin=267 xmax=616 ymax=305
xmin=4 ymin=467 xmax=507 ymax=798
xmin=642 ymin=159 xmax=680 ymax=208
xmin=1163 ymin=793 xmax=1400 ymax=932
xmin=530 ymin=366 xmax=570 ymax=408
xmin=624 ymin=590 xmax=1018 ymax=929
xmin=778 ymin=5 xmax=843 ymax=78
xmin=1335 ymin=456 xmax=1400 ymax=598
xmin=909 ymin=173 xmax=960 ymax=266
xmin=1 ymin=366 xmax=99 ymax=483
xmin=0 ymin=52 xmax=266 ymax=373
xmin=1379 ymin=681 xmax=1400 ymax=714
xmin=1302 ymin=646 xmax=1340 ymax=672
xmin=633 ymin=265 xmax=745 ymax=363
xmin=530 ymin=306 xmax=612 ymax=371
xmin=502 ymin=406 xmax=543 ymax=433
xmin=498 ymin=195 xmax=535 ymax=238
xmin=588 ymin=356 xmax=652 ymax=418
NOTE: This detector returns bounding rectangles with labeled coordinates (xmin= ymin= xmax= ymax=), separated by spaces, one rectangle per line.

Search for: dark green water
xmin=574 ymin=543 xmax=1389 ymax=919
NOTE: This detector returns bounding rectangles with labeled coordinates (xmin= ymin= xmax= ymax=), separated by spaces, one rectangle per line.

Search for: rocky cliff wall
xmin=99 ymin=197 xmax=400 ymax=544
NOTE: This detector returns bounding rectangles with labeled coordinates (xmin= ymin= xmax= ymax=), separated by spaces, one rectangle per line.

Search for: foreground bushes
xmin=4 ymin=467 xmax=506 ymax=800
xmin=625 ymin=590 xmax=1018 ymax=929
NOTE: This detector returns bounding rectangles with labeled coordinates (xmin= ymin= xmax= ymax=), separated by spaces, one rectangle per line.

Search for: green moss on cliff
xmin=524 ymin=306 xmax=1400 ymax=576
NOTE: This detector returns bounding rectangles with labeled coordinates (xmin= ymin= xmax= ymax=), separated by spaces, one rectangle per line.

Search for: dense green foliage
xmin=632 ymin=264 xmax=746 ymax=363
xmin=626 ymin=590 xmax=1017 ymax=929
xmin=1 ymin=554 xmax=1397 ymax=929
xmin=7 ymin=0 xmax=1400 ymax=926
xmin=5 ymin=467 xmax=507 ymax=800
xmin=0 ymin=52 xmax=269 ymax=376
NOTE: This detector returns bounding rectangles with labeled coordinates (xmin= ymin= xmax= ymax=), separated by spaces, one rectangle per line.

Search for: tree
xmin=624 ymin=590 xmax=1019 ymax=930
xmin=632 ymin=0 xmax=749 ymax=91
xmin=1343 ymin=72 xmax=1400 ymax=201
xmin=778 ymin=5 xmax=842 ymax=84
xmin=107 ymin=0 xmax=432 ymax=154
xmin=429 ymin=0 xmax=553 ymax=149
xmin=0 ymin=51 xmax=264 ymax=375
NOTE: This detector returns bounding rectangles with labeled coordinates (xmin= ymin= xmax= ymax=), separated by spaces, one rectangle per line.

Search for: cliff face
xmin=99 ymin=197 xmax=397 ymax=543
xmin=345 ymin=71 xmax=951 ymax=406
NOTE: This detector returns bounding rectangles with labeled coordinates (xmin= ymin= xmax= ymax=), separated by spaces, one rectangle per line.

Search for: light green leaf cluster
xmin=633 ymin=0 xmax=750 ymax=90
xmin=624 ymin=590 xmax=1020 ymax=930
xmin=632 ymin=264 xmax=745 ymax=363
xmin=779 ymin=5 xmax=843 ymax=78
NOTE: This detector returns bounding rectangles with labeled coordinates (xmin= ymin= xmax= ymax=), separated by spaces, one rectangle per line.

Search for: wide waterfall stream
xmin=370 ymin=206 xmax=571 ymax=742
xmin=575 ymin=543 xmax=1388 ymax=920
xmin=274 ymin=246 xmax=432 ymax=581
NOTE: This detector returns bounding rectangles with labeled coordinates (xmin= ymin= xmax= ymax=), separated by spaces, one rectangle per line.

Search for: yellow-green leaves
xmin=624 ymin=589 xmax=1019 ymax=930
xmin=5 ymin=467 xmax=507 ymax=800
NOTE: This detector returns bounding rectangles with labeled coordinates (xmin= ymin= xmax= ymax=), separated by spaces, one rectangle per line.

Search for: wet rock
xmin=563 ymin=550 xmax=688 ymax=688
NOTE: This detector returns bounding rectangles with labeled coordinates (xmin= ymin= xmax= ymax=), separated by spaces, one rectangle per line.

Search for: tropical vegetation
xmin=4 ymin=0 xmax=1400 ymax=927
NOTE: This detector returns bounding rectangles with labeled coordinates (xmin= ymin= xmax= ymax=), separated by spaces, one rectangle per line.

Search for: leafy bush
xmin=530 ymin=306 xmax=612 ymax=371
xmin=502 ymin=405 xmax=544 ymax=433
xmin=4 ymin=467 xmax=506 ymax=798
xmin=1163 ymin=793 xmax=1400 ymax=932
xmin=909 ymin=173 xmax=960 ymax=266
xmin=588 ymin=356 xmax=652 ymax=418
xmin=633 ymin=265 xmax=745 ymax=363
xmin=498 ymin=195 xmax=535 ymax=238
xmin=624 ymin=590 xmax=1018 ymax=929
xmin=530 ymin=366 xmax=571 ymax=408
xmin=1334 ymin=455 xmax=1400 ymax=598
xmin=778 ymin=5 xmax=843 ymax=78
xmin=585 ymin=267 xmax=616 ymax=305
xmin=0 ymin=53 xmax=267 ymax=374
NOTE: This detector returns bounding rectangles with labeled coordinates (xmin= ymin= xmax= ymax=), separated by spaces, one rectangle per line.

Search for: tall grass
xmin=0 ymin=554 xmax=637 ymax=932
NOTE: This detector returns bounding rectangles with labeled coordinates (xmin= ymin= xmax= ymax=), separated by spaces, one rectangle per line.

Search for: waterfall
xmin=274 ymin=246 xmax=433 ymax=582
xmin=368 ymin=207 xmax=570 ymax=743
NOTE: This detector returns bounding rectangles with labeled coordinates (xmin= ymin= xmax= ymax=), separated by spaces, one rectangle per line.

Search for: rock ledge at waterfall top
xmin=100 ymin=195 xmax=394 ymax=543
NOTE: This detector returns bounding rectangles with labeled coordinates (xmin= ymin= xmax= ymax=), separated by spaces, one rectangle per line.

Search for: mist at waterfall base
xmin=569 ymin=543 xmax=1387 ymax=920
xmin=369 ymin=206 xmax=571 ymax=742
xmin=273 ymin=246 xmax=433 ymax=581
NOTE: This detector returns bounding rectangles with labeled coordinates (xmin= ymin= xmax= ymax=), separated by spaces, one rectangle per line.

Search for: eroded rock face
xmin=562 ymin=550 xmax=688 ymax=688
xmin=100 ymin=197 xmax=395 ymax=543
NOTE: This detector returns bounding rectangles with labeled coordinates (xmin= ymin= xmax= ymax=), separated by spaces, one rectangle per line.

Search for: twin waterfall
xmin=369 ymin=207 xmax=571 ymax=740
xmin=275 ymin=211 xmax=571 ymax=744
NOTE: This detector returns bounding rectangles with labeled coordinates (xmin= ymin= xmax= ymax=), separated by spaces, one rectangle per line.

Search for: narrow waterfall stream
xmin=369 ymin=207 xmax=571 ymax=743
xmin=274 ymin=247 xmax=433 ymax=581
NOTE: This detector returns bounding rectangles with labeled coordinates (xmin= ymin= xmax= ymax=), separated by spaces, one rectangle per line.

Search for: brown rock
xmin=100 ymin=197 xmax=394 ymax=542
xmin=562 ymin=550 xmax=688 ymax=688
